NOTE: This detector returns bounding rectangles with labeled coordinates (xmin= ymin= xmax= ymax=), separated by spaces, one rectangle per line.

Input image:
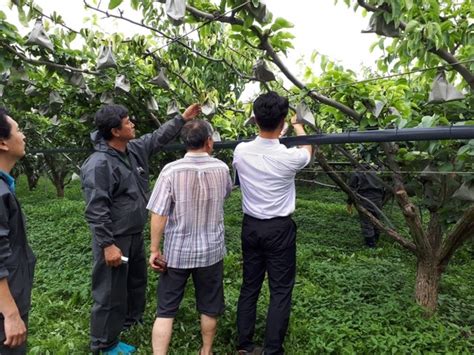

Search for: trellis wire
xmin=28 ymin=125 xmax=474 ymax=155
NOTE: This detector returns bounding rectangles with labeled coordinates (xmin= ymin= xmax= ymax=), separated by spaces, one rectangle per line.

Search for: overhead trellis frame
xmin=28 ymin=126 xmax=474 ymax=154
xmin=6 ymin=1 xmax=470 ymax=138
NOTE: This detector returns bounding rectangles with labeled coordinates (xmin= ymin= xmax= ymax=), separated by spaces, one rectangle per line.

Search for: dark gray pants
xmin=0 ymin=314 xmax=28 ymax=355
xmin=237 ymin=215 xmax=297 ymax=355
xmin=90 ymin=234 xmax=147 ymax=351
xmin=358 ymin=198 xmax=382 ymax=246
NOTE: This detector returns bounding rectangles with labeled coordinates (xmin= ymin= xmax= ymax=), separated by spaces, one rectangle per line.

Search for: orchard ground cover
xmin=17 ymin=176 xmax=474 ymax=354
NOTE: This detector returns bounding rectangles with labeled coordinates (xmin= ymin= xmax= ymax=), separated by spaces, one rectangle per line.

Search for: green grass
xmin=15 ymin=177 xmax=474 ymax=354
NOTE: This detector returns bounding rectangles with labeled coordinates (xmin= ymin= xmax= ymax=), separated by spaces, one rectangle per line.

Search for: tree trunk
xmin=54 ymin=179 xmax=65 ymax=198
xmin=26 ymin=173 xmax=40 ymax=191
xmin=44 ymin=155 xmax=67 ymax=198
xmin=415 ymin=258 xmax=442 ymax=315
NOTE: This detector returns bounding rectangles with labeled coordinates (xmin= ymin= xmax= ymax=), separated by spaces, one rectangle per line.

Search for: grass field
xmin=16 ymin=177 xmax=474 ymax=354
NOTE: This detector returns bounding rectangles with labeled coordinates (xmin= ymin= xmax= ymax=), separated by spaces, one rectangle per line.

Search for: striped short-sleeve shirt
xmin=147 ymin=152 xmax=232 ymax=269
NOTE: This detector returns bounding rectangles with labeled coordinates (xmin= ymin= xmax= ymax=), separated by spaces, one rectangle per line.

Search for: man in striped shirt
xmin=147 ymin=120 xmax=232 ymax=355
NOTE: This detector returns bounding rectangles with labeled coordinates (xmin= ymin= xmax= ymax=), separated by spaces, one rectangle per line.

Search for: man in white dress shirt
xmin=233 ymin=92 xmax=312 ymax=355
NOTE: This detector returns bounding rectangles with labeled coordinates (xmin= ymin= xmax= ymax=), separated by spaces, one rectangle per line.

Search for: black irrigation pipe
xmin=28 ymin=126 xmax=474 ymax=155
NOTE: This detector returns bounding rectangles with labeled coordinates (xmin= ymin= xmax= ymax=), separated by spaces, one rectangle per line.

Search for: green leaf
xmin=108 ymin=0 xmax=123 ymax=10
xmin=439 ymin=162 xmax=454 ymax=172
xmin=419 ymin=115 xmax=437 ymax=128
xmin=405 ymin=20 xmax=418 ymax=33
xmin=271 ymin=17 xmax=294 ymax=32
xmin=428 ymin=142 xmax=439 ymax=155
xmin=131 ymin=0 xmax=140 ymax=10
xmin=457 ymin=145 xmax=471 ymax=156
xmin=243 ymin=15 xmax=254 ymax=28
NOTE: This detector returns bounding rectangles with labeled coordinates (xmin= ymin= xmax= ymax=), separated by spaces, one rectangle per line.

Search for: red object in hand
xmin=153 ymin=256 xmax=168 ymax=273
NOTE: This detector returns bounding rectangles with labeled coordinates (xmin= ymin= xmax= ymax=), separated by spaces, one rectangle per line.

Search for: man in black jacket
xmin=81 ymin=103 xmax=200 ymax=354
xmin=347 ymin=166 xmax=385 ymax=248
xmin=0 ymin=108 xmax=36 ymax=355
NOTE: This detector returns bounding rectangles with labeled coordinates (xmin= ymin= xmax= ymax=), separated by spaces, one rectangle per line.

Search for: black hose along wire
xmin=29 ymin=125 xmax=474 ymax=154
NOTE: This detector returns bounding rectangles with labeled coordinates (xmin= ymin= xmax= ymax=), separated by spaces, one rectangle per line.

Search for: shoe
xmin=117 ymin=342 xmax=136 ymax=354
xmin=101 ymin=344 xmax=123 ymax=355
xmin=364 ymin=236 xmax=376 ymax=248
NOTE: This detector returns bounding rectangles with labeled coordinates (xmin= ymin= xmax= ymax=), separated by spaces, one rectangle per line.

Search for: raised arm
xmin=134 ymin=103 xmax=201 ymax=157
xmin=290 ymin=114 xmax=312 ymax=157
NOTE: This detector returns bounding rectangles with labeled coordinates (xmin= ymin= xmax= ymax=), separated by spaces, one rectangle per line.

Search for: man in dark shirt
xmin=0 ymin=108 xmax=36 ymax=355
xmin=81 ymin=103 xmax=200 ymax=354
xmin=347 ymin=166 xmax=385 ymax=248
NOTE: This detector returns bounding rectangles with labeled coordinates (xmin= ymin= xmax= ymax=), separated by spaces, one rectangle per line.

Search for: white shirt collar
xmin=185 ymin=152 xmax=210 ymax=157
xmin=255 ymin=136 xmax=279 ymax=145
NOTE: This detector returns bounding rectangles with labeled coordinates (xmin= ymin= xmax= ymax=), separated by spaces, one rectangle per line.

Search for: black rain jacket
xmin=347 ymin=171 xmax=385 ymax=205
xmin=0 ymin=177 xmax=36 ymax=319
xmin=80 ymin=115 xmax=184 ymax=247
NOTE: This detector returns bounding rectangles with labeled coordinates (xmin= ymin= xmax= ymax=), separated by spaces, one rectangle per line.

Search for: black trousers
xmin=0 ymin=314 xmax=28 ymax=355
xmin=358 ymin=198 xmax=383 ymax=242
xmin=90 ymin=233 xmax=147 ymax=351
xmin=237 ymin=214 xmax=297 ymax=355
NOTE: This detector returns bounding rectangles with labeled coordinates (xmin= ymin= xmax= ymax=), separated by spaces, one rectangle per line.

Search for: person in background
xmin=347 ymin=164 xmax=385 ymax=248
xmin=81 ymin=103 xmax=200 ymax=355
xmin=0 ymin=108 xmax=36 ymax=355
xmin=233 ymin=92 xmax=312 ymax=355
xmin=147 ymin=120 xmax=232 ymax=355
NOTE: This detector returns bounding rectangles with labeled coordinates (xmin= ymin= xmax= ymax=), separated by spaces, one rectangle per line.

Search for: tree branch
xmin=183 ymin=5 xmax=363 ymax=122
xmin=84 ymin=0 xmax=260 ymax=84
xmin=357 ymin=0 xmax=474 ymax=89
xmin=382 ymin=143 xmax=429 ymax=256
xmin=26 ymin=2 xmax=80 ymax=34
xmin=430 ymin=48 xmax=474 ymax=88
xmin=222 ymin=58 xmax=255 ymax=80
xmin=148 ymin=111 xmax=162 ymax=128
xmin=356 ymin=0 xmax=378 ymax=13
xmin=83 ymin=0 xmax=224 ymax=63
xmin=259 ymin=39 xmax=362 ymax=122
xmin=315 ymin=148 xmax=416 ymax=252
xmin=166 ymin=66 xmax=201 ymax=97
xmin=438 ymin=204 xmax=474 ymax=269
xmin=0 ymin=42 xmax=100 ymax=75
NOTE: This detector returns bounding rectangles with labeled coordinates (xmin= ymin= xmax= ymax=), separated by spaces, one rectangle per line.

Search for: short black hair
xmin=94 ymin=104 xmax=129 ymax=140
xmin=180 ymin=120 xmax=213 ymax=150
xmin=0 ymin=108 xmax=12 ymax=139
xmin=253 ymin=91 xmax=289 ymax=131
